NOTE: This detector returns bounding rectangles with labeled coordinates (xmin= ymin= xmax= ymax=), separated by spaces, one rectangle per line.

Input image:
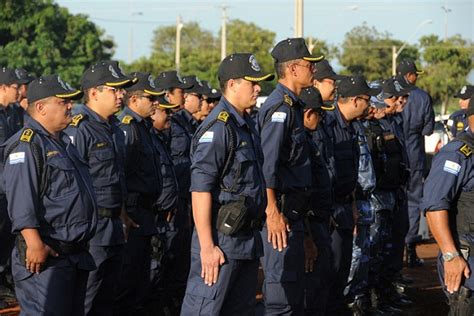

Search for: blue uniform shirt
xmin=151 ymin=129 xmax=178 ymax=212
xmin=257 ymin=83 xmax=312 ymax=192
xmin=421 ymin=129 xmax=474 ymax=240
xmin=402 ymin=87 xmax=435 ymax=170
xmin=448 ymin=110 xmax=468 ymax=138
xmin=169 ymin=109 xmax=199 ymax=196
xmin=118 ymin=107 xmax=162 ymax=197
xmin=64 ymin=105 xmax=126 ymax=246
xmin=2 ymin=118 xmax=98 ymax=244
xmin=324 ymin=104 xmax=359 ymax=197
xmin=190 ymin=98 xmax=266 ymax=260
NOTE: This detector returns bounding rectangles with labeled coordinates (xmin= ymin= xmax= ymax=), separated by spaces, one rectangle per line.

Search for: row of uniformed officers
xmin=0 ymin=37 xmax=471 ymax=315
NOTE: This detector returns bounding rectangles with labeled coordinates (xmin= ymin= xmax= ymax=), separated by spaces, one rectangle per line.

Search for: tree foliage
xmin=0 ymin=0 xmax=114 ymax=86
xmin=417 ymin=34 xmax=473 ymax=114
xmin=338 ymin=22 xmax=418 ymax=80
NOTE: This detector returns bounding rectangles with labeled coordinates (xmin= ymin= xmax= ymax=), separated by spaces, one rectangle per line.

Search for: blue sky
xmin=57 ymin=0 xmax=472 ymax=64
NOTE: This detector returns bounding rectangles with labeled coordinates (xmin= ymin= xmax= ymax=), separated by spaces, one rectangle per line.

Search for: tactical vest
xmin=366 ymin=120 xmax=407 ymax=190
xmin=453 ymin=133 xmax=474 ymax=238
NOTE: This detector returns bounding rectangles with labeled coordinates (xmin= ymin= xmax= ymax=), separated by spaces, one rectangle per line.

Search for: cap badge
xmin=14 ymin=69 xmax=22 ymax=79
xmin=148 ymin=75 xmax=156 ymax=88
xmin=57 ymin=76 xmax=69 ymax=90
xmin=109 ymin=65 xmax=119 ymax=78
xmin=249 ymin=55 xmax=261 ymax=71
xmin=394 ymin=81 xmax=402 ymax=92
xmin=460 ymin=86 xmax=467 ymax=94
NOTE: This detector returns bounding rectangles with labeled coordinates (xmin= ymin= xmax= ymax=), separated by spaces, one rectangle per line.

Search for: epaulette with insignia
xmin=459 ymin=144 xmax=472 ymax=158
xmin=121 ymin=115 xmax=134 ymax=124
xmin=283 ymin=94 xmax=293 ymax=106
xmin=217 ymin=111 xmax=229 ymax=123
xmin=69 ymin=114 xmax=85 ymax=127
xmin=19 ymin=128 xmax=34 ymax=143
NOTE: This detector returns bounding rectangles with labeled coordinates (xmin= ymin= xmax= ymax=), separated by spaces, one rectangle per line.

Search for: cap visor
xmin=321 ymin=104 xmax=335 ymax=111
xmin=56 ymin=90 xmax=83 ymax=100
xmin=303 ymin=55 xmax=325 ymax=62
xmin=416 ymin=70 xmax=424 ymax=75
xmin=105 ymin=79 xmax=132 ymax=87
xmin=243 ymin=73 xmax=275 ymax=82
xmin=159 ymin=103 xmax=180 ymax=109
xmin=144 ymin=89 xmax=165 ymax=96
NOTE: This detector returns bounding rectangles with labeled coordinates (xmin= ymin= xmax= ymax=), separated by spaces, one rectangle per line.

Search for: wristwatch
xmin=442 ymin=251 xmax=460 ymax=262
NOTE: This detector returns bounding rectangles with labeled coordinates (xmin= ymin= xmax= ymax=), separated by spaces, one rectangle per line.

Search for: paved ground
xmin=0 ymin=241 xmax=449 ymax=315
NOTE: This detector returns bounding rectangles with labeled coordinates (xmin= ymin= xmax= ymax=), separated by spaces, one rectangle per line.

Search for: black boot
xmin=406 ymin=243 xmax=424 ymax=268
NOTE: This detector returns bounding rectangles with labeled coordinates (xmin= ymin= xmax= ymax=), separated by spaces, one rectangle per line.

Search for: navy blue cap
xmin=454 ymin=85 xmax=474 ymax=100
xmin=27 ymin=75 xmax=83 ymax=103
xmin=337 ymin=75 xmax=381 ymax=98
xmin=155 ymin=71 xmax=192 ymax=90
xmin=126 ymin=72 xmax=165 ymax=95
xmin=218 ymin=53 xmax=274 ymax=82
xmin=300 ymin=86 xmax=334 ymax=111
xmin=271 ymin=38 xmax=324 ymax=63
xmin=467 ymin=97 xmax=474 ymax=117
xmin=0 ymin=67 xmax=29 ymax=85
xmin=396 ymin=59 xmax=424 ymax=76
xmin=182 ymin=76 xmax=210 ymax=95
xmin=81 ymin=60 xmax=132 ymax=89
xmin=15 ymin=68 xmax=35 ymax=84
xmin=314 ymin=60 xmax=345 ymax=81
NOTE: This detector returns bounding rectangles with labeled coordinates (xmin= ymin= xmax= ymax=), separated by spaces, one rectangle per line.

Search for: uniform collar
xmin=179 ymin=108 xmax=197 ymax=124
xmin=80 ymin=105 xmax=112 ymax=125
xmin=123 ymin=106 xmax=144 ymax=123
xmin=220 ymin=97 xmax=250 ymax=128
xmin=276 ymin=83 xmax=298 ymax=103
xmin=334 ymin=103 xmax=351 ymax=129
xmin=25 ymin=116 xmax=70 ymax=142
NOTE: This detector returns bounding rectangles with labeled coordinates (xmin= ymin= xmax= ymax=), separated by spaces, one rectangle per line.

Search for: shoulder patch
xmin=69 ymin=114 xmax=85 ymax=127
xmin=283 ymin=94 xmax=293 ymax=106
xmin=121 ymin=115 xmax=134 ymax=124
xmin=199 ymin=131 xmax=214 ymax=143
xmin=271 ymin=112 xmax=287 ymax=123
xmin=217 ymin=111 xmax=229 ymax=123
xmin=459 ymin=144 xmax=472 ymax=157
xmin=443 ymin=160 xmax=461 ymax=176
xmin=20 ymin=128 xmax=34 ymax=143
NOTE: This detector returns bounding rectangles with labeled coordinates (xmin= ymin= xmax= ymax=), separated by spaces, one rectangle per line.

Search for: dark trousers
xmin=13 ymin=247 xmax=89 ymax=316
xmin=369 ymin=209 xmax=393 ymax=289
xmin=305 ymin=218 xmax=334 ymax=315
xmin=114 ymin=234 xmax=152 ymax=315
xmin=181 ymin=253 xmax=259 ymax=316
xmin=85 ymin=245 xmax=123 ymax=316
xmin=260 ymin=220 xmax=305 ymax=316
xmin=0 ymin=194 xmax=15 ymax=290
xmin=405 ymin=169 xmax=423 ymax=244
xmin=345 ymin=224 xmax=371 ymax=301
xmin=392 ymin=189 xmax=409 ymax=274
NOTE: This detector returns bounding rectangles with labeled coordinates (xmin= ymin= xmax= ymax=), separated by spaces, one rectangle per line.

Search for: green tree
xmin=417 ymin=34 xmax=473 ymax=114
xmin=224 ymin=19 xmax=276 ymax=94
xmin=0 ymin=0 xmax=114 ymax=86
xmin=339 ymin=22 xmax=418 ymax=80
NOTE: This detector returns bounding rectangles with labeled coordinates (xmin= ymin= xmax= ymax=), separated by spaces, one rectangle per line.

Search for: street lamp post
xmin=391 ymin=19 xmax=432 ymax=75
xmin=175 ymin=15 xmax=184 ymax=72
xmin=129 ymin=11 xmax=143 ymax=63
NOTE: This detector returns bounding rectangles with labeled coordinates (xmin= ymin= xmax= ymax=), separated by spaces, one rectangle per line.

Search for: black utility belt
xmin=98 ymin=208 xmax=121 ymax=218
xmin=306 ymin=209 xmax=331 ymax=222
xmin=17 ymin=235 xmax=88 ymax=257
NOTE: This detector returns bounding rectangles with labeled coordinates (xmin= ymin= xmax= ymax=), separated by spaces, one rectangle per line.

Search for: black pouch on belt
xmin=281 ymin=190 xmax=312 ymax=221
xmin=216 ymin=196 xmax=249 ymax=236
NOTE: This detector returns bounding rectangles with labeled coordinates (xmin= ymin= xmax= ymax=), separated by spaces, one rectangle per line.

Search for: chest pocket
xmin=335 ymin=139 xmax=357 ymax=183
xmin=223 ymin=147 xmax=257 ymax=193
xmin=92 ymin=147 xmax=114 ymax=161
xmin=288 ymin=130 xmax=306 ymax=164
xmin=45 ymin=157 xmax=78 ymax=198
xmin=171 ymin=126 xmax=191 ymax=157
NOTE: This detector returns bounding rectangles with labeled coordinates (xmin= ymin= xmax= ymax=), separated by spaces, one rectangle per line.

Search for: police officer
xmin=2 ymin=74 xmax=97 ymax=315
xmin=64 ymin=61 xmax=138 ymax=315
xmin=300 ymin=86 xmax=336 ymax=315
xmin=180 ymin=53 xmax=272 ymax=315
xmin=324 ymin=75 xmax=380 ymax=315
xmin=115 ymin=73 xmax=163 ymax=314
xmin=148 ymin=96 xmax=180 ymax=313
xmin=396 ymin=59 xmax=435 ymax=267
xmin=258 ymin=37 xmax=322 ymax=315
xmin=12 ymin=68 xmax=35 ymax=127
xmin=447 ymin=85 xmax=473 ymax=138
xmin=423 ymin=97 xmax=474 ymax=315
xmin=313 ymin=59 xmax=345 ymax=102
xmin=155 ymin=70 xmax=191 ymax=109
xmin=345 ymin=107 xmax=377 ymax=314
xmin=0 ymin=67 xmax=30 ymax=307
